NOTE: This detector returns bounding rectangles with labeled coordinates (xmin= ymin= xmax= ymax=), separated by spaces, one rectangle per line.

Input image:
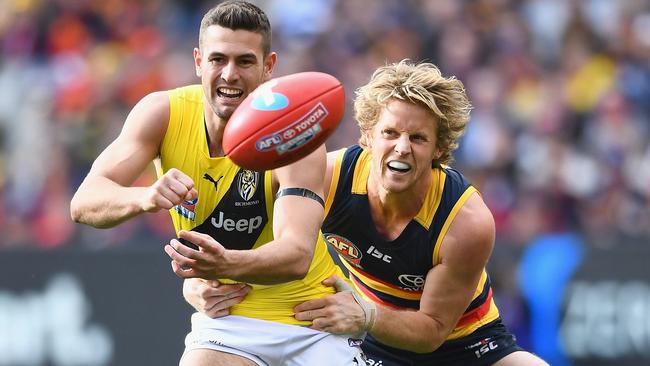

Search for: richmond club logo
xmin=237 ymin=170 xmax=258 ymax=201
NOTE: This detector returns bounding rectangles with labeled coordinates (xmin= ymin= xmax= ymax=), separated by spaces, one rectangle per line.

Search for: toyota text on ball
xmin=255 ymin=103 xmax=328 ymax=153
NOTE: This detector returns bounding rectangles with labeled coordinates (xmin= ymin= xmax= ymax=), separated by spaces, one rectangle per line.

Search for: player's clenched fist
xmin=142 ymin=168 xmax=198 ymax=212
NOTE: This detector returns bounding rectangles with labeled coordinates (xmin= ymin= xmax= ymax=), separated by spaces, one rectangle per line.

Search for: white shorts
xmin=182 ymin=313 xmax=367 ymax=366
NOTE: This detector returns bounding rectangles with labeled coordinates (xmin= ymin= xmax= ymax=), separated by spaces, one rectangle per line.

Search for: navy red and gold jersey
xmin=323 ymin=145 xmax=499 ymax=339
xmin=156 ymin=85 xmax=344 ymax=325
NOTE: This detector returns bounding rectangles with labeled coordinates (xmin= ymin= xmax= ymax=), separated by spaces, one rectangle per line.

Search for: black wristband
xmin=275 ymin=188 xmax=325 ymax=208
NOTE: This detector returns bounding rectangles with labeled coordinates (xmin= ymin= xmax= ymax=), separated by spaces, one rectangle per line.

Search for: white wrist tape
xmin=334 ymin=278 xmax=377 ymax=332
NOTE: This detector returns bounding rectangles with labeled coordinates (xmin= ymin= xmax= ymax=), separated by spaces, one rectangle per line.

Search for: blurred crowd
xmin=0 ymin=0 xmax=649 ymax=251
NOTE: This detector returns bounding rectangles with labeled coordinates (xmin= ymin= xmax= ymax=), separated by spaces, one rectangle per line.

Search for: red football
xmin=223 ymin=72 xmax=345 ymax=171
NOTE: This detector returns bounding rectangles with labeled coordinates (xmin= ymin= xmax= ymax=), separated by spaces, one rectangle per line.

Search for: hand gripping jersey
xmin=323 ymin=145 xmax=500 ymax=339
xmin=158 ymin=85 xmax=343 ymax=325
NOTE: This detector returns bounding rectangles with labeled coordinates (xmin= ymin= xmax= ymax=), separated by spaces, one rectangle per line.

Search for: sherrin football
xmin=223 ymin=72 xmax=345 ymax=171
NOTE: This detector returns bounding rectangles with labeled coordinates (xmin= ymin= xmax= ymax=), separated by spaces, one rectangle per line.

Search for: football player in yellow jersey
xmin=186 ymin=61 xmax=549 ymax=365
xmin=70 ymin=1 xmax=365 ymax=365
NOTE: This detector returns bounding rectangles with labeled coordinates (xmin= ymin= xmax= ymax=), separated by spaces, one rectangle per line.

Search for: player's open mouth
xmin=217 ymin=87 xmax=243 ymax=99
xmin=387 ymin=160 xmax=411 ymax=173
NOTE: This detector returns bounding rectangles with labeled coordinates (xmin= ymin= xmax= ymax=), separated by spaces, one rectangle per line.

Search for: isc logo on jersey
xmin=465 ymin=337 xmax=499 ymax=359
xmin=324 ymin=233 xmax=362 ymax=267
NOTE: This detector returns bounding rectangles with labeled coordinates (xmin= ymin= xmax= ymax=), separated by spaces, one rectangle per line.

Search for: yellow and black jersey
xmin=157 ymin=85 xmax=343 ymax=325
xmin=323 ymin=145 xmax=500 ymax=339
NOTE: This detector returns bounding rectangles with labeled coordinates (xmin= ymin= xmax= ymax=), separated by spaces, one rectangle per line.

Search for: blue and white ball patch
xmin=250 ymin=80 xmax=289 ymax=111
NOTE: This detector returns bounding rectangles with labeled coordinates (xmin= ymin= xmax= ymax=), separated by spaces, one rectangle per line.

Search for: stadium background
xmin=1 ymin=0 xmax=649 ymax=365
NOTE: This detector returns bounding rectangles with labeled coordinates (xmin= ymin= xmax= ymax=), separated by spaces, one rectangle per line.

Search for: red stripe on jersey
xmin=351 ymin=275 xmax=404 ymax=310
xmin=455 ymin=288 xmax=493 ymax=328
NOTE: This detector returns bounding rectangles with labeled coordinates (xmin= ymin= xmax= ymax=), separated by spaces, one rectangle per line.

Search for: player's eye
xmin=411 ymin=134 xmax=428 ymax=143
xmin=209 ymin=57 xmax=225 ymax=65
xmin=238 ymin=58 xmax=256 ymax=67
xmin=381 ymin=129 xmax=398 ymax=138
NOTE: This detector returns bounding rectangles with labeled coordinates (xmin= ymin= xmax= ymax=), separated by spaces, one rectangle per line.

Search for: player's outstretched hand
xmin=142 ymin=168 xmax=198 ymax=212
xmin=165 ymin=230 xmax=229 ymax=280
xmin=183 ymin=278 xmax=251 ymax=318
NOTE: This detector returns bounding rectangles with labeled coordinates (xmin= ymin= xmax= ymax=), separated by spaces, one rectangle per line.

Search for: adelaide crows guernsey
xmin=323 ymin=145 xmax=500 ymax=339
xmin=158 ymin=85 xmax=343 ymax=325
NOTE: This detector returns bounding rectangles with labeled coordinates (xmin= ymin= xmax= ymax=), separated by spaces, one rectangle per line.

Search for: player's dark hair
xmin=199 ymin=1 xmax=272 ymax=55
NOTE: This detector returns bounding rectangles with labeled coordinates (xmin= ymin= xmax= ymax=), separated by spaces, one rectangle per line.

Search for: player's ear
xmin=262 ymin=52 xmax=277 ymax=81
xmin=193 ymin=47 xmax=202 ymax=77
xmin=430 ymin=147 xmax=443 ymax=168
xmin=360 ymin=130 xmax=372 ymax=149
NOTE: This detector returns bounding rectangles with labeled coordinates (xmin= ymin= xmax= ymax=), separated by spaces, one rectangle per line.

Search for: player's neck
xmin=367 ymin=177 xmax=430 ymax=241
xmin=203 ymin=112 xmax=227 ymax=157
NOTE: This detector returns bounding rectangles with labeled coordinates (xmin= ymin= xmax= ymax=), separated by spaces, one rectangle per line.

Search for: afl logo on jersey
xmin=250 ymin=80 xmax=289 ymax=111
xmin=237 ymin=170 xmax=258 ymax=201
xmin=324 ymin=233 xmax=362 ymax=267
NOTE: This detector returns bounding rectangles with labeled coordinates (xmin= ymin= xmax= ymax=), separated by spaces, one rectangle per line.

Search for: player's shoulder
xmin=134 ymin=84 xmax=199 ymax=121
xmin=326 ymin=146 xmax=349 ymax=165
xmin=131 ymin=91 xmax=170 ymax=123
xmin=132 ymin=89 xmax=171 ymax=111
xmin=440 ymin=164 xmax=471 ymax=188
xmin=122 ymin=90 xmax=175 ymax=139
xmin=167 ymin=85 xmax=204 ymax=103
xmin=441 ymin=192 xmax=495 ymax=265
xmin=141 ymin=85 xmax=202 ymax=111
xmin=456 ymin=193 xmax=494 ymax=234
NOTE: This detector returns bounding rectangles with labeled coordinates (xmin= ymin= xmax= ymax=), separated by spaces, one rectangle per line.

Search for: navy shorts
xmin=361 ymin=318 xmax=524 ymax=366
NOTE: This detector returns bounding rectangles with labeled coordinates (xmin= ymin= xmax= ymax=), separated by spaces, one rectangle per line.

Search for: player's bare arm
xmin=70 ymin=91 xmax=198 ymax=228
xmin=165 ymin=144 xmax=327 ymax=284
xmin=180 ymin=149 xmax=337 ymax=318
xmin=367 ymin=192 xmax=495 ymax=353
xmin=296 ymin=192 xmax=495 ymax=353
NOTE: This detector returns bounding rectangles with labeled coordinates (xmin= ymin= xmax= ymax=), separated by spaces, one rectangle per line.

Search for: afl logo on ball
xmin=250 ymin=80 xmax=289 ymax=111
xmin=255 ymin=103 xmax=327 ymax=153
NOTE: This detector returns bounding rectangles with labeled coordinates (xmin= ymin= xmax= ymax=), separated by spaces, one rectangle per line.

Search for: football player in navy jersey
xmin=186 ymin=60 xmax=548 ymax=365
xmin=292 ymin=60 xmax=548 ymax=366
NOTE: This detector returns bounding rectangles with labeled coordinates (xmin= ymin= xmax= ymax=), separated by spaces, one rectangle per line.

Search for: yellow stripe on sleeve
xmin=432 ymin=186 xmax=478 ymax=265
xmin=324 ymin=148 xmax=346 ymax=217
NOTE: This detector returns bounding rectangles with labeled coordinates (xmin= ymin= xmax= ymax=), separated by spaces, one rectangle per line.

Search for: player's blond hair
xmin=355 ymin=60 xmax=472 ymax=166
